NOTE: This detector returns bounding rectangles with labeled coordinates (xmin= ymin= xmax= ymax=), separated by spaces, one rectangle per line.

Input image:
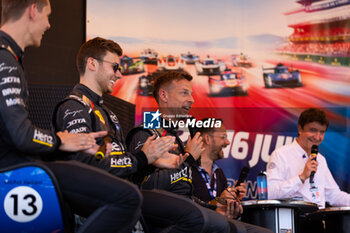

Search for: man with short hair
xmin=127 ymin=70 xmax=203 ymax=196
xmin=267 ymin=108 xmax=350 ymax=207
xmin=54 ymin=37 xmax=208 ymax=233
xmin=0 ymin=1 xmax=143 ymax=232
xmin=267 ymin=108 xmax=350 ymax=233
xmin=54 ymin=37 xmax=179 ymax=176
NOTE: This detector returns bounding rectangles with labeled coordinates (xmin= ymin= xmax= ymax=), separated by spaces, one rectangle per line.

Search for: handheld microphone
xmin=234 ymin=166 xmax=250 ymax=196
xmin=309 ymin=145 xmax=318 ymax=184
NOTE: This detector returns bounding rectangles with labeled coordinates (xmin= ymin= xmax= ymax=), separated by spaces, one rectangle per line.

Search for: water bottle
xmin=257 ymin=171 xmax=268 ymax=200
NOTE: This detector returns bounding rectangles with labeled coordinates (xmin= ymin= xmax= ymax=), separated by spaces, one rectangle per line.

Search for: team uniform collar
xmin=0 ymin=30 xmax=24 ymax=65
xmin=73 ymin=83 xmax=104 ymax=106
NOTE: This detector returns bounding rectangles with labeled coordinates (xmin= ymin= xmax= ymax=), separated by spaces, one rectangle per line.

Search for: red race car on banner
xmin=208 ymin=71 xmax=248 ymax=96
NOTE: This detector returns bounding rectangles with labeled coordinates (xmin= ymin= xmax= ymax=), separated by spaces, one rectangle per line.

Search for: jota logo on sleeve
xmin=143 ymin=110 xmax=161 ymax=129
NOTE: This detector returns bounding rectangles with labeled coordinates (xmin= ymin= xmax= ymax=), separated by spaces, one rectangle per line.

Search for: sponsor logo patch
xmin=5 ymin=97 xmax=24 ymax=107
xmin=0 ymin=63 xmax=18 ymax=73
xmin=0 ymin=76 xmax=20 ymax=85
xmin=94 ymin=110 xmax=105 ymax=125
xmin=110 ymin=157 xmax=132 ymax=168
xmin=64 ymin=109 xmax=83 ymax=119
xmin=170 ymin=167 xmax=192 ymax=184
xmin=67 ymin=118 xmax=86 ymax=128
xmin=69 ymin=127 xmax=87 ymax=133
xmin=2 ymin=87 xmax=21 ymax=96
xmin=33 ymin=129 xmax=53 ymax=147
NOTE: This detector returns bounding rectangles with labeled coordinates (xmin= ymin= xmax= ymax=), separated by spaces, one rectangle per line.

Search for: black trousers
xmin=228 ymin=219 xmax=274 ymax=233
xmin=199 ymin=205 xmax=274 ymax=233
xmin=298 ymin=217 xmax=325 ymax=233
xmin=141 ymin=189 xmax=228 ymax=233
xmin=48 ymin=161 xmax=211 ymax=233
xmin=45 ymin=160 xmax=142 ymax=233
xmin=140 ymin=188 xmax=273 ymax=233
xmin=141 ymin=190 xmax=206 ymax=232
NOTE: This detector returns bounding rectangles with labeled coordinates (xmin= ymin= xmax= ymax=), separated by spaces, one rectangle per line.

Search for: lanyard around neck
xmin=198 ymin=167 xmax=217 ymax=200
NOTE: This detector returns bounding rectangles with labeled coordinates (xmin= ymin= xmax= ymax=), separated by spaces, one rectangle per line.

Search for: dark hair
xmin=1 ymin=0 xmax=48 ymax=24
xmin=76 ymin=37 xmax=123 ymax=76
xmin=196 ymin=118 xmax=223 ymax=135
xmin=298 ymin=108 xmax=329 ymax=129
xmin=152 ymin=70 xmax=193 ymax=103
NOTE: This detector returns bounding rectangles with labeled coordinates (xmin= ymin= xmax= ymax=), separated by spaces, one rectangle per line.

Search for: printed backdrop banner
xmin=87 ymin=0 xmax=350 ymax=198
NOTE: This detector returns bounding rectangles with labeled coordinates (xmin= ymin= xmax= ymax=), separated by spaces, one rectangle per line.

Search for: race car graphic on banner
xmin=87 ymin=0 xmax=350 ymax=198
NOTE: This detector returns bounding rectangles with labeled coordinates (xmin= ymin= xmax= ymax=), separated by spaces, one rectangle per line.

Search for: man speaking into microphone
xmin=266 ymin=108 xmax=350 ymax=208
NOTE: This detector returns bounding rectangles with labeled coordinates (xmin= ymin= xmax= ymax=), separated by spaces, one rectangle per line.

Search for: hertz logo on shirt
xmin=33 ymin=129 xmax=53 ymax=147
xmin=170 ymin=167 xmax=192 ymax=184
xmin=110 ymin=142 xmax=124 ymax=155
xmin=110 ymin=157 xmax=132 ymax=168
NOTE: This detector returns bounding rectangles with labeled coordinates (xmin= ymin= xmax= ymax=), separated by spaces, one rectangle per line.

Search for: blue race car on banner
xmin=262 ymin=63 xmax=302 ymax=88
xmin=181 ymin=52 xmax=200 ymax=64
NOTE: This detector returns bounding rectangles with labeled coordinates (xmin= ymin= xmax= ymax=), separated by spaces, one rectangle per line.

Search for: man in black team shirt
xmin=126 ymin=70 xmax=273 ymax=233
xmin=0 ymin=0 xmax=144 ymax=232
xmin=126 ymin=70 xmax=203 ymax=196
xmin=54 ymin=37 xmax=212 ymax=233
